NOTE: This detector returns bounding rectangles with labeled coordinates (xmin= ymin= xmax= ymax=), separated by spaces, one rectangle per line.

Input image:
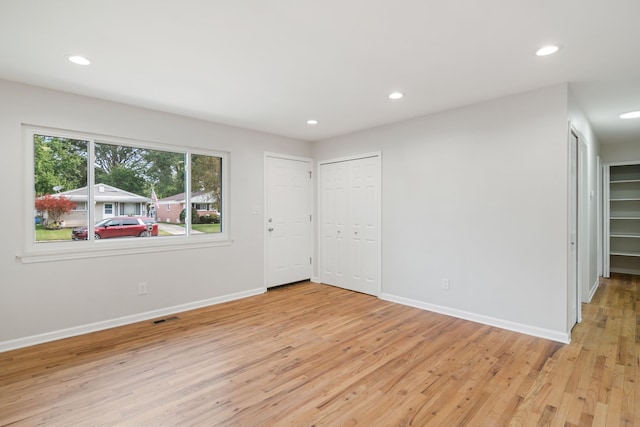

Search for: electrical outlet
xmin=138 ymin=282 xmax=148 ymax=295
xmin=441 ymin=278 xmax=450 ymax=291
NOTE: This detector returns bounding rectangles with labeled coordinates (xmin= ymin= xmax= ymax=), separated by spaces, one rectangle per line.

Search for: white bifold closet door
xmin=320 ymin=155 xmax=380 ymax=296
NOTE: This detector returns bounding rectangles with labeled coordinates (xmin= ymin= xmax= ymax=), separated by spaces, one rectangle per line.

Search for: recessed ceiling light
xmin=388 ymin=92 xmax=404 ymax=100
xmin=535 ymin=45 xmax=560 ymax=56
xmin=67 ymin=55 xmax=91 ymax=65
xmin=306 ymin=119 xmax=318 ymax=125
xmin=620 ymin=111 xmax=640 ymax=119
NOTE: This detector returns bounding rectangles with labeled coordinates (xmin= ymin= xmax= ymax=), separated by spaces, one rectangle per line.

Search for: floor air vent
xmin=152 ymin=316 xmax=179 ymax=325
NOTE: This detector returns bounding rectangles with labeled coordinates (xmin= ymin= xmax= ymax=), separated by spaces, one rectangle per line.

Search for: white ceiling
xmin=1 ymin=0 xmax=639 ymax=143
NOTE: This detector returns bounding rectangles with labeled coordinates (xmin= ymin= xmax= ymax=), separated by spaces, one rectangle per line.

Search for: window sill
xmin=17 ymin=236 xmax=232 ymax=264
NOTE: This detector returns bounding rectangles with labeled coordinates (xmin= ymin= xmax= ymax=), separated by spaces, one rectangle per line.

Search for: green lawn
xmin=35 ymin=225 xmax=72 ymax=241
xmin=170 ymin=223 xmax=221 ymax=233
xmin=192 ymin=223 xmax=220 ymax=233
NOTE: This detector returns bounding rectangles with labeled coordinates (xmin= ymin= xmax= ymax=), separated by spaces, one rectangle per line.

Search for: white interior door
xmin=578 ymin=140 xmax=588 ymax=317
xmin=265 ymin=155 xmax=312 ymax=287
xmin=568 ymin=131 xmax=578 ymax=330
xmin=320 ymin=155 xmax=380 ymax=296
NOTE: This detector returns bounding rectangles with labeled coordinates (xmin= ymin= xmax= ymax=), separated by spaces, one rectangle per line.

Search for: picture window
xmin=25 ymin=126 xmax=229 ymax=262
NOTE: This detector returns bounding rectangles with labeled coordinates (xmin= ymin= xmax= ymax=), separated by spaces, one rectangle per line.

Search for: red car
xmin=72 ymin=217 xmax=158 ymax=240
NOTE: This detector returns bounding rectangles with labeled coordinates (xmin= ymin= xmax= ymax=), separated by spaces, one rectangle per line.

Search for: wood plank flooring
xmin=0 ymin=274 xmax=638 ymax=426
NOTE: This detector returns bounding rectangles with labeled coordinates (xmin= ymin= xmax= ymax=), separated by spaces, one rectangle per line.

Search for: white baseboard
xmin=0 ymin=287 xmax=266 ymax=353
xmin=379 ymin=293 xmax=570 ymax=344
xmin=311 ymin=276 xmax=321 ymax=283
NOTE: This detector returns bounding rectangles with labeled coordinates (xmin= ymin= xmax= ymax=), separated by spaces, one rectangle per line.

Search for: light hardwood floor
xmin=0 ymin=275 xmax=638 ymax=426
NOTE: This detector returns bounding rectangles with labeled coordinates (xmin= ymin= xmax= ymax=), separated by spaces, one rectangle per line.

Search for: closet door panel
xmin=320 ymin=163 xmax=337 ymax=285
xmin=349 ymin=157 xmax=380 ymax=295
xmin=321 ymin=162 xmax=349 ymax=286
xmin=334 ymin=162 xmax=349 ymax=285
xmin=348 ymin=158 xmax=365 ymax=288
xmin=362 ymin=157 xmax=380 ymax=288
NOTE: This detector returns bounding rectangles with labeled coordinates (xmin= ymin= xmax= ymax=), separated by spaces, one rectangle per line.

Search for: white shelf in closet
xmin=610 ymin=250 xmax=640 ymax=257
xmin=611 ymin=233 xmax=640 ymax=238
xmin=611 ymin=179 xmax=640 ymax=184
xmin=605 ymin=163 xmax=640 ymax=276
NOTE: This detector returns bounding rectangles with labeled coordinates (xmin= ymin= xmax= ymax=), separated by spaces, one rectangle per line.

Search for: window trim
xmin=21 ymin=125 xmax=230 ymax=263
xmin=72 ymin=202 xmax=87 ymax=211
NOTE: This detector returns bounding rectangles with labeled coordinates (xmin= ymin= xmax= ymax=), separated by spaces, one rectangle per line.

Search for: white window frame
xmin=72 ymin=202 xmax=87 ymax=211
xmin=20 ymin=125 xmax=230 ymax=263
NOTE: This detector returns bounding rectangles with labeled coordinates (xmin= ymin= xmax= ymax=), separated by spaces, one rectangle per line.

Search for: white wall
xmin=0 ymin=80 xmax=311 ymax=348
xmin=314 ymin=84 xmax=571 ymax=341
xmin=601 ymin=142 xmax=640 ymax=163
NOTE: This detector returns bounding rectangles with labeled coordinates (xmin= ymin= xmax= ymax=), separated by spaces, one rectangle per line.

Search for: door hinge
xmin=310 ymin=257 xmax=312 ymax=265
xmin=309 ymin=171 xmax=312 ymax=179
xmin=309 ymin=214 xmax=312 ymax=222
